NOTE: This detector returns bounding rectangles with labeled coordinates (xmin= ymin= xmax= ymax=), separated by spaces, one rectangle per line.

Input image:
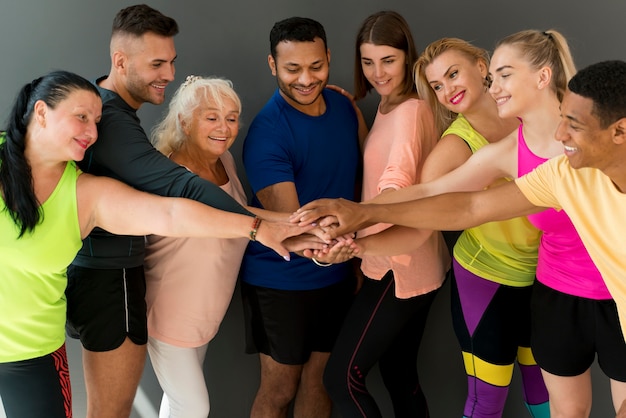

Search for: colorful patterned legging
xmin=0 ymin=343 xmax=72 ymax=418
xmin=451 ymin=259 xmax=549 ymax=418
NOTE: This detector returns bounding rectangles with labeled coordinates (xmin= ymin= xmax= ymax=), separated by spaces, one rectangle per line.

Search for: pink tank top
xmin=517 ymin=125 xmax=611 ymax=299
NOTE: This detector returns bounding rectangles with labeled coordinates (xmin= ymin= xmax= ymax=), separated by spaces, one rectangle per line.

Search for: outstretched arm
xmin=368 ymin=135 xmax=515 ymax=205
xmin=78 ymin=175 xmax=317 ymax=260
xmin=294 ymin=181 xmax=545 ymax=238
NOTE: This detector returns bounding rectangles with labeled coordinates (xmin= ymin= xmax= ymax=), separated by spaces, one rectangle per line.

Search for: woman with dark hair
xmin=321 ymin=11 xmax=450 ymax=417
xmin=0 ymin=70 xmax=313 ymax=418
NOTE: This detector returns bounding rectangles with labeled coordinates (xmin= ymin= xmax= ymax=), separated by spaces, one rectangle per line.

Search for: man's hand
xmin=290 ymin=198 xmax=372 ymax=237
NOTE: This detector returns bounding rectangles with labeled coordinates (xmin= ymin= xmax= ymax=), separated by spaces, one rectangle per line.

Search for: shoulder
xmin=324 ymin=88 xmax=354 ymax=111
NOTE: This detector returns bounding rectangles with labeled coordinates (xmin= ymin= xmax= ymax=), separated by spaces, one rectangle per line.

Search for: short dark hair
xmin=353 ymin=10 xmax=418 ymax=100
xmin=112 ymin=4 xmax=179 ymax=38
xmin=269 ymin=17 xmax=327 ymax=59
xmin=568 ymin=60 xmax=626 ymax=129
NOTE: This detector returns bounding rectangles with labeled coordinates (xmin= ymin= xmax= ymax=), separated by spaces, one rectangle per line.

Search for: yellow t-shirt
xmin=517 ymin=155 xmax=626 ymax=336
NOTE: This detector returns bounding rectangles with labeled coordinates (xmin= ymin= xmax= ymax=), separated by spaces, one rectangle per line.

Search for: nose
xmin=374 ymin=63 xmax=384 ymax=78
xmin=162 ymin=62 xmax=175 ymax=82
xmin=443 ymin=81 xmax=455 ymax=96
xmin=298 ymin=69 xmax=315 ymax=86
xmin=554 ymin=119 xmax=567 ymax=142
xmin=217 ymin=117 xmax=229 ymax=131
xmin=87 ymin=121 xmax=98 ymax=142
xmin=488 ymin=77 xmax=500 ymax=96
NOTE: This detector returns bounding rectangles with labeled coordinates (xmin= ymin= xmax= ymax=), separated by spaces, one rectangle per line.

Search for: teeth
xmin=450 ymin=91 xmax=464 ymax=104
xmin=564 ymin=145 xmax=577 ymax=152
xmin=151 ymin=84 xmax=165 ymax=89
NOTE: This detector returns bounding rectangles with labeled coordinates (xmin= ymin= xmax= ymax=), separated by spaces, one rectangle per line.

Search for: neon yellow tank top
xmin=0 ymin=161 xmax=82 ymax=362
xmin=445 ymin=115 xmax=539 ymax=286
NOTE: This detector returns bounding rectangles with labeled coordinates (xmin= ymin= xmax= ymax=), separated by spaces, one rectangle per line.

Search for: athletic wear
xmin=241 ymin=280 xmax=354 ymax=364
xmin=144 ymin=152 xmax=248 ymax=347
xmin=66 ymin=265 xmax=147 ymax=350
xmin=517 ymin=155 xmax=626 ymax=337
xmin=241 ymin=88 xmax=360 ymax=291
xmin=1 ymin=162 xmax=81 ymax=363
xmin=444 ymin=116 xmax=547 ymax=418
xmin=531 ymin=281 xmax=626 ymax=380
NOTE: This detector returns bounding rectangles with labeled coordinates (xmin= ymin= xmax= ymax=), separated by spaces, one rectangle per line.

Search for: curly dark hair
xmin=568 ymin=60 xmax=626 ymax=129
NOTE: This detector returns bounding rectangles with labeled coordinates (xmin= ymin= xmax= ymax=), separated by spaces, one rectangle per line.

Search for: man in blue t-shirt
xmin=241 ymin=16 xmax=361 ymax=418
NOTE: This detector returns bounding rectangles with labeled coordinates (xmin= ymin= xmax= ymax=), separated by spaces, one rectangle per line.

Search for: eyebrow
xmin=284 ymin=59 xmax=324 ymax=67
xmin=429 ymin=65 xmax=456 ymax=85
xmin=493 ymin=64 xmax=513 ymax=73
xmin=560 ymin=105 xmax=584 ymax=125
xmin=151 ymin=55 xmax=177 ymax=64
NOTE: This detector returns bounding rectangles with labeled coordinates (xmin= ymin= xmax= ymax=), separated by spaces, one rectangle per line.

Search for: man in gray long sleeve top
xmin=65 ymin=5 xmax=251 ymax=418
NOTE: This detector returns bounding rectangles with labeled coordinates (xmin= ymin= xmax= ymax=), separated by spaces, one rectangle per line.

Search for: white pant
xmin=148 ymin=337 xmax=210 ymax=418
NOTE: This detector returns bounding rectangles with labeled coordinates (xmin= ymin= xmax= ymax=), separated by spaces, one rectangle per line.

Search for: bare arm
xmin=367 ymin=133 xmax=516 ymax=205
xmin=256 ymin=181 xmax=300 ymax=213
xmin=78 ymin=175 xmax=315 ymax=259
xmin=365 ymin=181 xmax=543 ymax=232
xmin=294 ymin=181 xmax=544 ymax=237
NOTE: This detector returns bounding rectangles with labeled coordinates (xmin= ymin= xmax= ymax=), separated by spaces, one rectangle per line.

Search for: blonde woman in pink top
xmin=320 ymin=11 xmax=450 ymax=417
xmin=144 ymin=76 xmax=249 ymax=418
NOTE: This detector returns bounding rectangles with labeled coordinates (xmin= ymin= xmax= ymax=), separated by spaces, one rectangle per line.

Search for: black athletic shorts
xmin=65 ymin=265 xmax=148 ymax=351
xmin=531 ymin=280 xmax=626 ymax=381
xmin=241 ymin=278 xmax=355 ymax=365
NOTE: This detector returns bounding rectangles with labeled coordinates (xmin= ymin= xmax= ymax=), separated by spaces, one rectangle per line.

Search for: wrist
xmin=249 ymin=216 xmax=262 ymax=241
xmin=312 ymin=257 xmax=332 ymax=267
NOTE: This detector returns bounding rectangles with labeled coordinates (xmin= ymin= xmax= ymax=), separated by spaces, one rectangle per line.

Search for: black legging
xmin=324 ymin=271 xmax=440 ymax=418
xmin=0 ymin=343 xmax=72 ymax=418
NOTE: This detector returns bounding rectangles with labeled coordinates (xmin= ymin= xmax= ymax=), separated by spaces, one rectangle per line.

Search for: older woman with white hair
xmin=144 ymin=75 xmax=249 ymax=418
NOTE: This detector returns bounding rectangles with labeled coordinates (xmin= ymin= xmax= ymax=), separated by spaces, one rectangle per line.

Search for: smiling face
xmin=425 ymin=49 xmax=488 ymax=113
xmin=268 ymin=37 xmax=329 ymax=114
xmin=33 ymin=89 xmax=102 ymax=162
xmin=556 ymin=89 xmax=618 ymax=171
xmin=182 ymin=95 xmax=240 ymax=159
xmin=359 ymin=43 xmax=406 ymax=99
xmin=122 ymin=32 xmax=177 ymax=108
xmin=488 ymin=44 xmax=543 ymax=120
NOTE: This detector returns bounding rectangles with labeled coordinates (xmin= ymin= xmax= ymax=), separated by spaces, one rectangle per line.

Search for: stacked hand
xmin=290 ymin=198 xmax=371 ymax=238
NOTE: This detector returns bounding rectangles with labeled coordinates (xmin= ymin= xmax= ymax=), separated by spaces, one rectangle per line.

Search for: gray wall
xmin=1 ymin=0 xmax=623 ymax=417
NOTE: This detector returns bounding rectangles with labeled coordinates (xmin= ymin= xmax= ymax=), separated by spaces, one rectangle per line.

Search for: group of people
xmin=1 ymin=4 xmax=625 ymax=418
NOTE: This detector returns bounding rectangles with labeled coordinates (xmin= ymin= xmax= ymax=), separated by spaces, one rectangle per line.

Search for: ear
xmin=112 ymin=50 xmax=128 ymax=75
xmin=537 ymin=66 xmax=552 ymax=90
xmin=612 ymin=117 xmax=626 ymax=144
xmin=33 ymin=100 xmax=47 ymax=128
xmin=477 ymin=59 xmax=488 ymax=78
xmin=268 ymin=54 xmax=277 ymax=76
xmin=178 ymin=114 xmax=190 ymax=136
xmin=327 ymin=48 xmax=331 ymax=66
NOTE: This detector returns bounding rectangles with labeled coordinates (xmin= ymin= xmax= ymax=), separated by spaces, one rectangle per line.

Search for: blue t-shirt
xmin=241 ymin=88 xmax=360 ymax=290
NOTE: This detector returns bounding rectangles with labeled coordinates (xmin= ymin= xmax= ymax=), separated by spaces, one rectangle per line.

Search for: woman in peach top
xmin=144 ymin=76 xmax=249 ymax=418
xmin=321 ymin=11 xmax=450 ymax=417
